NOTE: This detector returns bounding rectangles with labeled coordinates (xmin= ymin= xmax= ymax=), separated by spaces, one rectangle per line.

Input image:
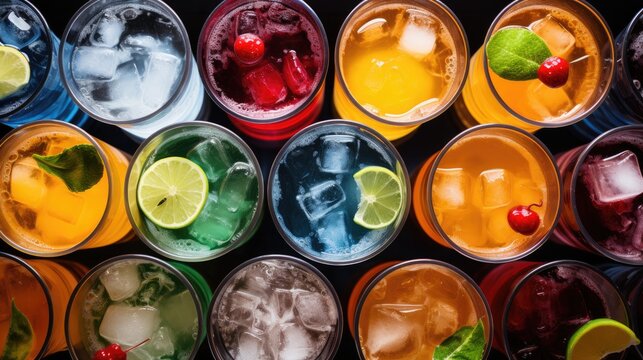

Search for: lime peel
xmin=352 ymin=166 xmax=403 ymax=230
xmin=566 ymin=318 xmax=640 ymax=360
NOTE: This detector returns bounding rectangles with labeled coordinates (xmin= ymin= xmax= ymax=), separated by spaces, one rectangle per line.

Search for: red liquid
xmin=199 ymin=0 xmax=326 ymax=142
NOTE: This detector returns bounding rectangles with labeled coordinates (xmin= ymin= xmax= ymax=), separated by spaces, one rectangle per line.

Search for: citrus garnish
xmin=0 ymin=45 xmax=30 ymax=99
xmin=137 ymin=157 xmax=208 ymax=229
xmin=352 ymin=166 xmax=403 ymax=230
xmin=567 ymin=318 xmax=640 ymax=360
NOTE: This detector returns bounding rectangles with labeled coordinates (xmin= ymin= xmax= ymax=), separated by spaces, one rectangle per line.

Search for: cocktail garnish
xmin=1 ymin=299 xmax=34 ymax=360
xmin=566 ymin=318 xmax=640 ymax=360
xmin=352 ymin=166 xmax=403 ymax=230
xmin=0 ymin=45 xmax=31 ymax=100
xmin=92 ymin=338 xmax=150 ymax=360
xmin=234 ymin=33 xmax=265 ymax=65
xmin=507 ymin=200 xmax=543 ymax=235
xmin=433 ymin=319 xmax=485 ymax=360
xmin=32 ymin=144 xmax=104 ymax=192
xmin=538 ymin=56 xmax=569 ymax=88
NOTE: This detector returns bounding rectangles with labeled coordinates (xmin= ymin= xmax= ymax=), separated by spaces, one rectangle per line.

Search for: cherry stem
xmin=527 ymin=200 xmax=543 ymax=211
xmin=124 ymin=339 xmax=150 ymax=353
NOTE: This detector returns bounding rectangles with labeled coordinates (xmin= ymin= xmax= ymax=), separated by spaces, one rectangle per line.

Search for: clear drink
xmin=65 ymin=255 xmax=211 ymax=360
xmin=60 ymin=0 xmax=206 ymax=140
xmin=349 ymin=260 xmax=492 ymax=359
xmin=480 ymin=261 xmax=630 ymax=359
xmin=413 ymin=124 xmax=561 ymax=262
xmin=454 ymin=0 xmax=614 ymax=132
xmin=268 ymin=120 xmax=410 ymax=265
xmin=0 ymin=0 xmax=88 ymax=127
xmin=0 ymin=252 xmax=87 ymax=358
xmin=554 ymin=125 xmax=643 ymax=265
xmin=333 ymin=0 xmax=469 ymax=141
xmin=572 ymin=9 xmax=643 ymax=140
xmin=0 ymin=121 xmax=132 ymax=256
xmin=208 ymin=255 xmax=342 ymax=360
xmin=126 ymin=122 xmax=263 ymax=262
xmin=198 ymin=0 xmax=328 ymax=142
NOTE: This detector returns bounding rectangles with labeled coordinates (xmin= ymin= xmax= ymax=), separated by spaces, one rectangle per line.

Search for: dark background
xmin=1 ymin=0 xmax=641 ymax=359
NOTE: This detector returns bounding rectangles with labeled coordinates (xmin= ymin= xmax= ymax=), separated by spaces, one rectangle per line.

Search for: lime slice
xmin=137 ymin=157 xmax=208 ymax=229
xmin=567 ymin=318 xmax=640 ymax=360
xmin=353 ymin=166 xmax=403 ymax=230
xmin=0 ymin=45 xmax=30 ymax=99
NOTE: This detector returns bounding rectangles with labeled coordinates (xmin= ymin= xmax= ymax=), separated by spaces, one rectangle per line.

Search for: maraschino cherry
xmin=234 ymin=33 xmax=265 ymax=65
xmin=93 ymin=339 xmax=150 ymax=360
xmin=507 ymin=200 xmax=543 ymax=235
xmin=537 ymin=56 xmax=569 ymax=88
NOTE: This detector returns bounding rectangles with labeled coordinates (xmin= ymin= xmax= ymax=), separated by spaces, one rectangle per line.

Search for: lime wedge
xmin=1 ymin=299 xmax=34 ymax=360
xmin=353 ymin=166 xmax=403 ymax=230
xmin=567 ymin=318 xmax=640 ymax=360
xmin=137 ymin=157 xmax=208 ymax=229
xmin=0 ymin=45 xmax=30 ymax=99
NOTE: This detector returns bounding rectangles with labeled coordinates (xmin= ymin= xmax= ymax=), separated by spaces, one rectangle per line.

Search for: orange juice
xmin=413 ymin=125 xmax=561 ymax=261
xmin=334 ymin=0 xmax=468 ymax=140
xmin=0 ymin=121 xmax=132 ymax=256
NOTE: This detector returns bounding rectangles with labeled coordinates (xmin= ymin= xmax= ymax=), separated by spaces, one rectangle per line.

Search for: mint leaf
xmin=32 ymin=144 xmax=104 ymax=192
xmin=433 ymin=319 xmax=485 ymax=360
xmin=1 ymin=300 xmax=34 ymax=360
xmin=486 ymin=27 xmax=552 ymax=81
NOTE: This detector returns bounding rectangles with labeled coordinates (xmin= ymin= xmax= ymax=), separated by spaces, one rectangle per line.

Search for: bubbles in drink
xmin=626 ymin=15 xmax=643 ymax=100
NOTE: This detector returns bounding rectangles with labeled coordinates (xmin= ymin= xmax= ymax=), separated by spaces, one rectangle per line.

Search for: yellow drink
xmin=0 ymin=121 xmax=132 ymax=256
xmin=455 ymin=0 xmax=614 ymax=131
xmin=413 ymin=125 xmax=561 ymax=261
xmin=334 ymin=0 xmax=468 ymax=140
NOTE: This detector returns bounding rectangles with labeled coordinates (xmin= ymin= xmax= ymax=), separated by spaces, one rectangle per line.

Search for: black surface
xmin=1 ymin=0 xmax=641 ymax=359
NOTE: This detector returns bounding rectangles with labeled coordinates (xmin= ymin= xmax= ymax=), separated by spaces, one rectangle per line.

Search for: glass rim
xmin=618 ymin=8 xmax=643 ymax=111
xmin=352 ymin=258 xmax=494 ymax=360
xmin=568 ymin=124 xmax=643 ymax=265
xmin=425 ymin=123 xmax=563 ymax=263
xmin=500 ymin=259 xmax=630 ymax=357
xmin=206 ymin=253 xmax=344 ymax=360
xmin=0 ymin=251 xmax=54 ymax=360
xmin=59 ymin=0 xmax=193 ymax=126
xmin=196 ymin=0 xmax=330 ymax=124
xmin=0 ymin=0 xmax=54 ymax=119
xmin=481 ymin=0 xmax=615 ymax=128
xmin=333 ymin=0 xmax=470 ymax=127
xmin=124 ymin=120 xmax=265 ymax=262
xmin=0 ymin=120 xmax=116 ymax=257
xmin=64 ymin=253 xmax=205 ymax=360
xmin=266 ymin=119 xmax=411 ymax=266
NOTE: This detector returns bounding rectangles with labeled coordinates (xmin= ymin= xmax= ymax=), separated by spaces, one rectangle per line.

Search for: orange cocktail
xmin=0 ymin=121 xmax=132 ymax=256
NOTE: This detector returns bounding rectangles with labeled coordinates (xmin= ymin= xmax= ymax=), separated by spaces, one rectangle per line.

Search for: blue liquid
xmin=272 ymin=124 xmax=403 ymax=263
xmin=0 ymin=2 xmax=87 ymax=127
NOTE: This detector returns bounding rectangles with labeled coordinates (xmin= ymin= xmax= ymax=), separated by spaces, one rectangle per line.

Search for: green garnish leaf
xmin=486 ymin=27 xmax=552 ymax=81
xmin=433 ymin=319 xmax=485 ymax=360
xmin=32 ymin=144 xmax=104 ymax=192
xmin=1 ymin=300 xmax=34 ymax=360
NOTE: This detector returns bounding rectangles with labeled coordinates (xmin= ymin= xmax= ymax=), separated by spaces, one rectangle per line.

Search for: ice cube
xmin=186 ymin=138 xmax=231 ymax=185
xmin=438 ymin=209 xmax=484 ymax=247
xmin=318 ymin=134 xmax=358 ymax=174
xmin=252 ymin=304 xmax=277 ymax=333
xmin=432 ymin=168 xmax=469 ymax=209
xmin=159 ymin=290 xmax=197 ymax=335
xmin=219 ymin=162 xmax=256 ymax=213
xmin=25 ymin=39 xmax=48 ymax=67
xmin=425 ymin=301 xmax=459 ymax=343
xmin=294 ymin=291 xmax=337 ymax=331
xmin=145 ymin=327 xmax=175 ymax=358
xmin=513 ymin=180 xmax=544 ymax=208
xmin=106 ymin=61 xmax=143 ymax=108
xmin=487 ymin=208 xmax=525 ymax=246
xmin=99 ymin=262 xmax=141 ymax=301
xmin=227 ymin=291 xmax=261 ymax=328
xmin=45 ymin=191 xmax=84 ymax=225
xmin=90 ymin=14 xmax=125 ymax=48
xmin=237 ymin=331 xmax=263 ymax=360
xmin=282 ymin=50 xmax=312 ymax=97
xmin=99 ymin=304 xmax=161 ymax=346
xmin=397 ymin=9 xmax=437 ymax=59
xmin=121 ymin=35 xmax=160 ymax=52
xmin=316 ymin=211 xmax=350 ymax=253
xmin=583 ymin=150 xmax=643 ymax=203
xmin=242 ymin=62 xmax=288 ymax=106
xmin=0 ymin=10 xmax=39 ymax=48
xmin=527 ymin=81 xmax=575 ymax=119
xmin=296 ymin=180 xmax=346 ymax=221
xmin=236 ymin=10 xmax=259 ymax=36
xmin=355 ymin=18 xmax=389 ymax=46
xmin=274 ymin=288 xmax=294 ymax=319
xmin=10 ymin=160 xmax=46 ymax=209
xmin=365 ymin=304 xmax=426 ymax=358
xmin=265 ymin=3 xmax=301 ymax=37
xmin=72 ymin=47 xmax=120 ymax=81
xmin=479 ymin=169 xmax=511 ymax=208
xmin=188 ymin=194 xmax=240 ymax=247
xmin=530 ymin=15 xmax=576 ymax=58
xmin=283 ymin=147 xmax=313 ymax=179
xmin=278 ymin=323 xmax=314 ymax=360
xmin=141 ymin=52 xmax=181 ymax=109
